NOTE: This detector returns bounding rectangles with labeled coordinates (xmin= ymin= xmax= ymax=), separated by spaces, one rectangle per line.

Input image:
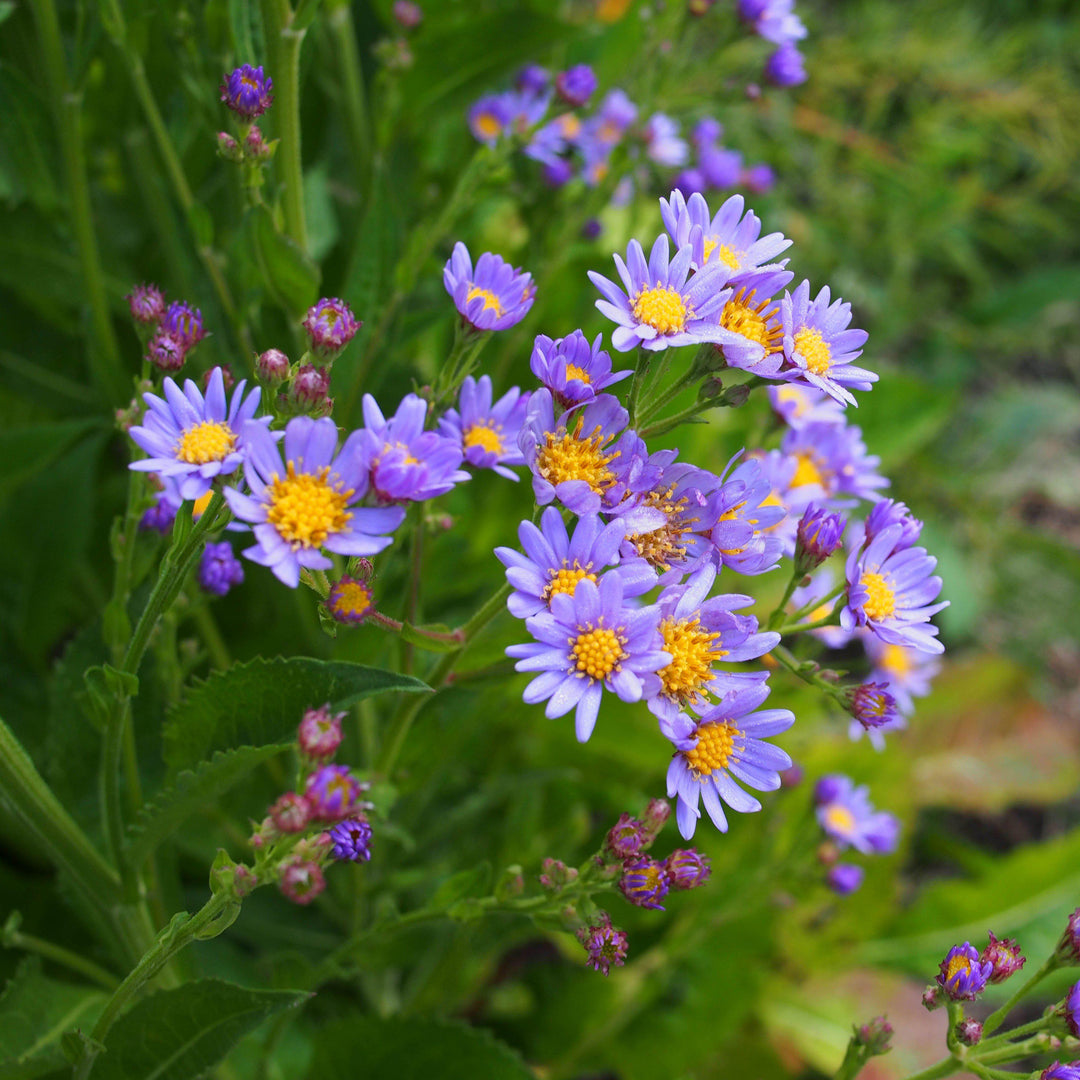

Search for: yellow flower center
xmin=945 ymin=955 xmax=971 ymax=983
xmin=658 ymin=617 xmax=725 ymax=703
xmin=719 ymin=289 xmax=782 ymax=355
xmin=790 ymin=451 xmax=827 ymax=490
xmin=192 ymin=491 xmax=214 ymax=518
xmin=572 ymin=625 xmax=627 ymax=680
xmin=536 ymin=418 xmax=619 ymax=495
xmin=266 ymin=464 xmax=353 ymax=550
xmin=598 ymin=120 xmax=620 ymax=142
xmin=545 ymin=565 xmax=596 ymax=602
xmin=463 ymin=422 xmax=504 ymax=455
xmin=794 ymin=327 xmax=832 ymax=376
xmin=331 ymin=581 xmax=371 ymax=619
xmin=703 ymin=238 xmax=742 ymax=270
xmin=476 ymin=113 xmax=502 ymax=139
xmin=774 ymin=386 xmax=807 ymax=415
xmin=860 ymin=572 xmax=896 ymax=621
xmin=558 ymin=113 xmax=582 ymax=139
xmin=626 ymin=485 xmax=694 ymax=571
xmin=879 ymin=644 xmax=912 ymax=677
xmin=565 ymin=363 xmax=591 ymax=384
xmin=465 ymin=285 xmax=504 ymax=316
xmin=175 ymin=421 xmax=236 ymax=465
xmin=824 ymin=805 xmax=856 ymax=835
xmin=684 ymin=720 xmax=739 ymax=776
xmin=632 ymin=286 xmax=689 ymax=335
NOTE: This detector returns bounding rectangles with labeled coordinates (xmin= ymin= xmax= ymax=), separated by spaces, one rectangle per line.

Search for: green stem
xmin=326 ymin=0 xmax=370 ymax=194
xmin=401 ymin=502 xmax=425 ymax=675
xmin=4 ymin=927 xmax=118 ymax=990
xmin=774 ymin=613 xmax=841 ymax=636
xmin=626 ymin=346 xmax=652 ymax=428
xmin=638 ymin=399 xmax=717 ymax=440
xmin=975 ymin=1035 xmax=1050 ymax=1065
xmin=767 ymin=568 xmax=805 ymax=631
xmin=636 ymin=365 xmax=702 ymax=426
xmin=975 ymin=1016 xmax=1049 ymax=1052
xmin=30 ymin=0 xmax=126 ymax=402
xmin=982 ymin=957 xmax=1056 ymax=1036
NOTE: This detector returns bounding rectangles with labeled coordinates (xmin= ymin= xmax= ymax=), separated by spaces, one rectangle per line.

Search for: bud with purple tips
xmin=795 ymin=504 xmax=846 ymax=574
xmin=221 ymin=64 xmax=274 ymax=119
xmin=305 ymin=765 xmax=363 ymax=822
xmin=847 ymin=682 xmax=901 ymax=730
xmin=577 ymin=913 xmax=628 ymax=976
xmin=922 ymin=986 xmax=942 ymax=1011
xmin=619 ymin=857 xmax=669 ymax=910
xmin=641 ymin=798 xmax=671 ymax=841
xmin=217 ymin=132 xmax=242 ymax=161
xmin=955 ymin=1018 xmax=982 ymax=1046
xmin=605 ymin=814 xmax=648 ymax=860
xmin=1065 ymin=979 xmax=1080 ymax=1037
xmin=855 ymin=1015 xmax=893 ymax=1056
xmin=257 ymin=348 xmax=291 ymax=385
xmin=328 ymin=817 xmax=373 ymax=862
xmin=162 ymin=300 xmax=206 ymax=350
xmin=982 ymin=931 xmax=1025 ymax=983
xmin=555 ymin=64 xmax=597 ymax=108
xmin=744 ymin=163 xmax=776 ymax=194
xmin=303 ymin=297 xmax=360 ymax=360
xmin=663 ymin=849 xmax=711 ymax=890
xmin=297 ymin=705 xmax=345 ymax=760
xmin=326 ymin=576 xmax=374 ymax=624
xmin=290 ymin=364 xmax=332 ymax=414
xmin=146 ymin=330 xmax=187 ymax=373
xmin=126 ymin=283 xmax=165 ymax=325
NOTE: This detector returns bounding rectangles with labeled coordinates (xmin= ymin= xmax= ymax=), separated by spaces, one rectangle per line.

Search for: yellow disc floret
xmin=794 ymin=327 xmax=832 ymax=376
xmin=572 ymin=625 xmax=627 ymax=680
xmin=463 ymin=422 xmax=504 ymax=455
xmin=565 ymin=363 xmax=591 ymax=384
xmin=331 ymin=581 xmax=372 ymax=619
xmin=944 ymin=955 xmax=972 ymax=983
xmin=860 ymin=572 xmax=896 ymax=621
xmin=658 ymin=616 xmax=725 ymax=703
xmin=536 ymin=419 xmax=619 ymax=495
xmin=545 ymin=565 xmax=596 ymax=602
xmin=824 ymin=804 xmax=856 ymax=836
xmin=684 ymin=721 xmax=739 ymax=776
xmin=719 ymin=288 xmax=782 ymax=355
xmin=475 ymin=113 xmax=502 ymax=140
xmin=266 ymin=464 xmax=353 ymax=550
xmin=465 ymin=285 xmax=504 ymax=316
xmin=626 ymin=485 xmax=695 ymax=571
xmin=175 ymin=420 xmax=236 ymax=465
xmin=790 ymin=450 xmax=828 ymax=490
xmin=703 ymin=237 xmax=742 ymax=270
xmin=632 ymin=286 xmax=689 ymax=335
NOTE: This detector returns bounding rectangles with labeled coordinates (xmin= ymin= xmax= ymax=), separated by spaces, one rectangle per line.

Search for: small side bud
xmin=257 ymin=348 xmax=290 ymax=385
xmin=955 ymin=1019 xmax=982 ymax=1047
xmin=855 ymin=1015 xmax=893 ymax=1056
xmin=217 ymin=132 xmax=243 ymax=162
xmin=922 ymin=985 xmax=943 ymax=1011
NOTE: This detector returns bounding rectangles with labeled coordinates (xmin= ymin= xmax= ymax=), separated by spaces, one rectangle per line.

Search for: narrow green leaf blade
xmin=253 ymin=206 xmax=320 ymax=317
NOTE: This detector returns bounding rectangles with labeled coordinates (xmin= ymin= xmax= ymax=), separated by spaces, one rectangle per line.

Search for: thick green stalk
xmin=896 ymin=1058 xmax=963 ymax=1080
xmin=982 ymin=956 xmax=1056 ymax=1036
xmin=31 ymin=0 xmax=126 ymax=402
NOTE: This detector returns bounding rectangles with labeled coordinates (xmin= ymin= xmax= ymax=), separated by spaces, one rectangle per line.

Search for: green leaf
xmin=252 ymin=205 xmax=320 ymax=317
xmin=126 ymin=745 xmax=289 ymax=868
xmin=304 ymin=1015 xmax=533 ymax=1080
xmin=163 ymin=657 xmax=429 ymax=776
xmin=431 ymin=862 xmax=491 ymax=909
xmin=0 ymin=421 xmax=100 ymax=504
xmin=92 ymin=979 xmax=308 ymax=1080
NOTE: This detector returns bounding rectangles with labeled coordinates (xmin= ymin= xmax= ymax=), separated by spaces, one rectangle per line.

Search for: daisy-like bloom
xmin=529 ymin=330 xmax=632 ymax=408
xmin=827 ymin=863 xmax=864 ymax=895
xmin=744 ymin=163 xmax=776 ymax=195
xmin=713 ymin=273 xmax=794 ymax=376
xmin=298 ymin=705 xmax=345 ymax=759
xmin=663 ymin=849 xmax=711 ymax=890
xmin=587 ymin=234 xmax=734 ymax=353
xmin=225 ymin=416 xmax=405 ymax=588
xmin=646 ymin=564 xmax=780 ymax=723
xmin=326 ymin=575 xmax=374 ymax=625
xmin=577 ymin=914 xmax=628 ymax=976
xmin=162 ymin=300 xmax=205 ymax=350
xmin=437 ymin=375 xmax=529 ymax=481
xmin=781 ymin=422 xmax=889 ymax=504
xmin=495 ymin=508 xmax=656 ymax=620
xmin=443 ymin=242 xmax=536 ymax=332
xmin=197 ymin=541 xmax=244 ymax=596
xmin=279 ymin=859 xmax=325 ymax=905
xmin=220 ymin=64 xmax=274 ymax=118
xmin=659 ymin=190 xmax=792 ymax=279
xmin=592 ymin=89 xmax=637 ymax=146
xmin=738 ymin=0 xmax=808 ymax=44
xmin=357 ymin=393 xmax=470 ymax=503
xmin=304 ymin=764 xmax=363 ymax=822
xmin=768 ymin=384 xmax=845 ymax=429
xmin=981 ymin=932 xmax=1025 ymax=984
xmin=129 ymin=367 xmax=267 ymax=502
xmin=794 ymin=503 xmax=846 ymax=574
xmin=699 ymin=145 xmax=743 ymax=189
xmin=126 ymin=283 xmax=165 ymax=325
xmin=664 ymin=679 xmax=795 ymax=839
xmin=518 ymin=390 xmax=648 ymax=520
xmin=642 ymin=113 xmax=688 ymax=167
xmin=842 ymin=523 xmax=948 ymax=653
xmin=779 ymin=281 xmax=875 ymax=406
xmin=328 ymin=817 xmax=373 ymax=862
xmin=936 ymin=943 xmax=993 ymax=1001
xmin=506 ymin=573 xmax=669 ymax=743
xmin=468 ymin=93 xmax=513 ymax=145
xmin=555 ymin=64 xmax=597 ymax=107
xmin=619 ymin=857 xmax=670 ymax=910
xmin=814 ymin=774 xmax=900 ymax=854
xmin=302 ymin=297 xmax=360 ymax=359
xmin=269 ymin=792 xmax=311 ymax=833
xmin=711 ymin=456 xmax=786 ymax=576
xmin=847 ymin=681 xmax=902 ymax=731
xmin=864 ymin=635 xmax=941 ymax=715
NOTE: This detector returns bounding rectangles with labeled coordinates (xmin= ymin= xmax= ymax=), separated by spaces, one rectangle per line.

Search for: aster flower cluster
xmin=812 ymin=775 xmax=900 ymax=895
xmin=737 ymin=0 xmax=809 ymax=87
xmin=673 ymin=117 xmax=776 ymax=202
xmin=217 ymin=64 xmax=277 ymax=166
xmin=125 ymin=285 xmax=207 ymax=373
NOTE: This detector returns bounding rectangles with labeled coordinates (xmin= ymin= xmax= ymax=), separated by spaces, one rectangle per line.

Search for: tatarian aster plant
xmin=646 ymin=564 xmax=780 ymax=723
xmin=129 ymin=367 xmax=268 ymax=501
xmin=220 ymin=64 xmax=274 ymax=118
xmin=506 ymin=573 xmax=670 ymax=742
xmin=357 ymin=393 xmax=470 ymax=502
xmin=494 ymin=508 xmax=656 ymax=620
xmin=224 ymin=416 xmax=405 ymax=587
xmin=443 ymin=242 xmax=536 ymax=331
xmin=529 ymin=330 xmax=631 ymax=407
xmin=663 ymin=679 xmax=795 ymax=839
xmin=842 ymin=523 xmax=948 ymax=653
xmin=438 ymin=375 xmax=529 ymax=480
xmin=587 ymin=234 xmax=734 ymax=352
xmin=779 ymin=280 xmax=876 ymax=405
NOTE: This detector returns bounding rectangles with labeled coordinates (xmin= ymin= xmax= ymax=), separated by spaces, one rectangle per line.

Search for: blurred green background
xmin=0 ymin=0 xmax=1078 ymax=1077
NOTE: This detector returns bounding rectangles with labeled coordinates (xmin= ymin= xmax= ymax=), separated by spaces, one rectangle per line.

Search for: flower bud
xmin=392 ymin=0 xmax=423 ymax=28
xmin=279 ymin=858 xmax=325 ymax=905
xmin=577 ymin=913 xmax=628 ymax=976
xmin=982 ymin=931 xmax=1026 ymax=983
xmin=257 ymin=348 xmax=291 ymax=385
xmin=605 ymin=813 xmax=648 ymax=860
xmin=297 ymin=705 xmax=345 ymax=759
xmin=126 ymin=283 xmax=165 ymax=325
xmin=270 ymin=791 xmax=312 ymax=833
xmin=302 ymin=297 xmax=360 ymax=360
xmin=217 ymin=132 xmax=242 ymax=162
xmin=641 ymin=798 xmax=671 ymax=841
xmin=855 ymin=1015 xmax=893 ymax=1056
xmin=795 ymin=504 xmax=846 ymax=574
xmin=955 ymin=1019 xmax=982 ymax=1047
xmin=290 ymin=364 xmax=332 ymax=415
xmin=921 ymin=986 xmax=942 ymax=1011
xmin=538 ymin=858 xmax=577 ymax=891
xmin=1057 ymin=908 xmax=1080 ymax=963
xmin=826 ymin=863 xmax=864 ymax=895
xmin=663 ymin=849 xmax=711 ymax=890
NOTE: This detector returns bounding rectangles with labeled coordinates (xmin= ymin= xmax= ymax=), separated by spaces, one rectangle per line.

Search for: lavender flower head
xmin=769 ymin=384 xmax=845 ymax=429
xmin=862 ymin=498 xmax=923 ymax=553
xmin=468 ymin=94 xmax=513 ymax=146
xmin=555 ymin=64 xmax=597 ymax=108
xmin=848 ymin=681 xmax=903 ymax=731
xmin=438 ymin=374 xmax=529 ymax=480
xmin=326 ymin=576 xmax=374 ymax=625
xmin=643 ymin=113 xmax=688 ymax=167
xmin=328 ymin=817 xmax=373 ymax=862
xmin=814 ymin=774 xmax=900 ymax=854
xmin=781 ymin=421 xmax=889 ymax=504
xmin=127 ymin=283 xmax=165 ymax=325
xmin=221 ymin=64 xmax=274 ymax=118
xmin=936 ymin=943 xmax=993 ymax=1001
xmin=146 ymin=331 xmax=187 ymax=373
xmin=1067 ymin=980 xmax=1080 ymax=1038
xmin=162 ymin=301 xmax=205 ymax=350
xmin=619 ymin=856 xmax=670 ymax=910
xmin=711 ymin=455 xmax=786 ymax=576
xmin=1042 ymin=1065 xmax=1080 ymax=1080
xmin=443 ymin=242 xmax=535 ymax=331
xmin=765 ymin=43 xmax=807 ymax=87
xmin=577 ymin=914 xmax=628 ymax=976
xmin=529 ymin=330 xmax=631 ymax=408
xmin=197 ymin=541 xmax=245 ymax=596
xmin=827 ymin=863 xmax=864 ymax=895
xmin=664 ymin=849 xmax=711 ymax=890
xmin=305 ymin=764 xmax=364 ymax=822
xmin=303 ymin=297 xmax=360 ymax=359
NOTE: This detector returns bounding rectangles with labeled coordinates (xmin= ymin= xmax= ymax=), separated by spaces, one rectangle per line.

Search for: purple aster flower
xmin=197 ymin=540 xmax=245 ymax=596
xmin=593 ymin=89 xmax=637 ymax=144
xmin=443 ymin=241 xmax=535 ymax=332
xmin=981 ymin=932 xmax=1025 ymax=984
xmin=221 ymin=64 xmax=274 ymax=118
xmin=1043 ymin=1065 xmax=1080 ymax=1080
xmin=146 ymin=330 xmax=187 ymax=373
xmin=847 ymin=681 xmax=902 ymax=731
xmin=861 ymin=498 xmax=923 ymax=553
xmin=647 ymin=564 xmax=780 ymax=723
xmin=664 ymin=679 xmax=794 ymax=839
xmin=619 ymin=856 xmax=670 ymax=910
xmin=1058 ymin=908 xmax=1080 ymax=962
xmin=768 ymin=384 xmax=845 ymax=429
xmin=305 ymin=764 xmax=363 ymax=822
xmin=516 ymin=64 xmax=549 ymax=95
xmin=781 ymin=422 xmax=889 ymax=504
xmin=664 ymin=848 xmax=711 ymax=890
xmin=693 ymin=117 xmax=723 ymax=149
xmin=127 ymin=283 xmax=165 ymax=325
xmin=140 ymin=492 xmax=177 ymax=533
xmin=269 ymin=791 xmax=312 ymax=833
xmin=842 ymin=523 xmax=948 ymax=654
xmin=741 ymin=0 xmax=808 ymax=44
xmin=588 ymin=234 xmax=734 ymax=353
xmin=224 ymin=416 xmax=405 ymax=588
xmin=795 ymin=504 xmax=846 ymax=573
xmin=437 ymin=375 xmax=529 ymax=481
xmin=937 ymin=943 xmax=993 ymax=1001
xmin=129 ymin=367 xmax=267 ymax=502
xmin=162 ymin=300 xmax=205 ymax=350
xmin=815 ymin=774 xmax=900 ymax=854
xmin=279 ymin=858 xmax=325 ymax=905
xmin=864 ymin=634 xmax=940 ymax=715
xmin=711 ymin=456 xmax=786 ymax=576
xmin=328 ymin=817 xmax=373 ymax=862
xmin=606 ymin=813 xmax=649 ymax=860
xmin=699 ymin=145 xmax=744 ymax=189
xmin=642 ymin=113 xmax=688 ymax=167
xmin=743 ymin=163 xmax=776 ymax=194
xmin=543 ymin=157 xmax=574 ymax=187
xmin=827 ymin=863 xmax=864 ymax=895
xmin=297 ymin=705 xmax=345 ymax=759
xmin=779 ymin=281 xmax=875 ymax=405
xmin=555 ymin=64 xmax=597 ymax=108
xmin=467 ymin=93 xmax=513 ymax=146
xmin=302 ymin=297 xmax=360 ymax=359
xmin=529 ymin=330 xmax=632 ymax=408
xmin=506 ymin=573 xmax=669 ymax=743
xmin=766 ymin=43 xmax=807 ymax=87
xmin=326 ymin=575 xmax=374 ymax=625
xmin=495 ymin=507 xmax=656 ymax=620
xmin=577 ymin=914 xmax=628 ymax=975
